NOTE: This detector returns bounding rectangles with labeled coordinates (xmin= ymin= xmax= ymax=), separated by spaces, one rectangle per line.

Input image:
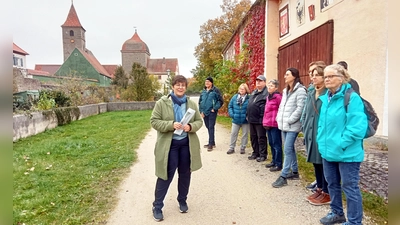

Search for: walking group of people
xmin=149 ymin=61 xmax=367 ymax=225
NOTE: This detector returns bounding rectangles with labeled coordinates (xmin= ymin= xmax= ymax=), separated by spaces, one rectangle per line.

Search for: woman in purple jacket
xmin=262 ymin=79 xmax=283 ymax=171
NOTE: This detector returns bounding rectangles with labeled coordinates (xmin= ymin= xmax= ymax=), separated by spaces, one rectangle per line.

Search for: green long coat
xmin=150 ymin=95 xmax=203 ymax=180
xmin=301 ymin=87 xmax=327 ymax=164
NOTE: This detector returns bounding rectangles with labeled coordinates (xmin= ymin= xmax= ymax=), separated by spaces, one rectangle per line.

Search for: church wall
xmin=62 ymin=27 xmax=86 ymax=61
xmin=56 ymin=49 xmax=102 ymax=82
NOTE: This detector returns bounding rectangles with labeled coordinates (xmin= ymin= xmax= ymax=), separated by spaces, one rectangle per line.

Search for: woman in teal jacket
xmin=317 ymin=64 xmax=367 ymax=225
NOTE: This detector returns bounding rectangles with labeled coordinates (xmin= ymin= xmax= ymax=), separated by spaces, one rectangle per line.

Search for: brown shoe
xmin=204 ymin=144 xmax=216 ymax=149
xmin=207 ymin=146 xmax=213 ymax=151
xmin=306 ymin=188 xmax=322 ymax=201
xmin=309 ymin=192 xmax=331 ymax=206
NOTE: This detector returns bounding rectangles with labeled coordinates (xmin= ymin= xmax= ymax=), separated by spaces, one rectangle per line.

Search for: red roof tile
xmin=61 ymin=4 xmax=85 ymax=31
xmin=147 ymin=58 xmax=179 ymax=75
xmin=102 ymin=65 xmax=118 ymax=78
xmin=13 ymin=43 xmax=29 ymax=55
xmin=34 ymin=64 xmax=61 ymax=75
xmin=27 ymin=69 xmax=51 ymax=76
xmin=78 ymin=49 xmax=111 ymax=78
xmin=121 ymin=31 xmax=150 ymax=54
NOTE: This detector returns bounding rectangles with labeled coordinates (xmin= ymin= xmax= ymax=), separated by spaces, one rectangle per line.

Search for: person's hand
xmin=183 ymin=124 xmax=191 ymax=132
xmin=173 ymin=122 xmax=182 ymax=130
xmin=211 ymin=109 xmax=215 ymax=113
xmin=201 ymin=113 xmax=205 ymax=118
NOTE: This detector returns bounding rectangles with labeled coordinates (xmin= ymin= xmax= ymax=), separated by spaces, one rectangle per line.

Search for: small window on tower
xmin=70 ymin=30 xmax=74 ymax=36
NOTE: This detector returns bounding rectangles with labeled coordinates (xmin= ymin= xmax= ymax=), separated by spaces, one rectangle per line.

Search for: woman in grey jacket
xmin=272 ymin=67 xmax=307 ymax=188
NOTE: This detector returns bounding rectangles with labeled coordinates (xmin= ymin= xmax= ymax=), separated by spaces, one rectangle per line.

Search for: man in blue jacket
xmin=199 ymin=77 xmax=223 ymax=151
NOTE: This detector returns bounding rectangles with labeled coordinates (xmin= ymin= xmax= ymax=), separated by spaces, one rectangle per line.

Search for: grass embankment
xmin=216 ymin=115 xmax=388 ymax=224
xmin=13 ymin=110 xmax=152 ymax=225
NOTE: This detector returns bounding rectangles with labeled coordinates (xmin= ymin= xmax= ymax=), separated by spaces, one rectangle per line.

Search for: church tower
xmin=61 ymin=3 xmax=86 ymax=62
xmin=121 ymin=30 xmax=151 ymax=74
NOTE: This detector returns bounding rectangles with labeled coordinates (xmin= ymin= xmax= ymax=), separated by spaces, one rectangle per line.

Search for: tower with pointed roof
xmin=121 ymin=30 xmax=151 ymax=74
xmin=61 ymin=3 xmax=86 ymax=62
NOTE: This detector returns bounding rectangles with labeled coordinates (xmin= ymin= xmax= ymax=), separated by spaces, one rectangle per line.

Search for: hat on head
xmin=206 ymin=76 xmax=214 ymax=83
xmin=256 ymin=75 xmax=266 ymax=81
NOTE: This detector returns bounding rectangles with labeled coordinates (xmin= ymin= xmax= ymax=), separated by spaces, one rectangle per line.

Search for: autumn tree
xmin=193 ymin=0 xmax=251 ymax=81
xmin=131 ymin=62 xmax=153 ymax=101
xmin=111 ymin=65 xmax=128 ymax=89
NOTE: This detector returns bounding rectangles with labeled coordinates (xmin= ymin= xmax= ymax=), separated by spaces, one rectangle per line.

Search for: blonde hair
xmin=324 ymin=64 xmax=351 ymax=83
xmin=238 ymin=83 xmax=250 ymax=94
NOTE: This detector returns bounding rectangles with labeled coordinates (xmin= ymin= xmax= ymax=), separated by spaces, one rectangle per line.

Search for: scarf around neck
xmin=170 ymin=92 xmax=187 ymax=122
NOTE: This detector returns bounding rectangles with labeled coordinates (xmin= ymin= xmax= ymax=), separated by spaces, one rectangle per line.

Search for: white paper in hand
xmin=174 ymin=108 xmax=195 ymax=135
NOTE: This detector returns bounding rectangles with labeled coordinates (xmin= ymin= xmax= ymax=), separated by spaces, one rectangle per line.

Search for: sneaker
xmin=178 ymin=201 xmax=188 ymax=213
xmin=272 ymin=176 xmax=287 ymax=188
xmin=306 ymin=188 xmax=322 ymax=202
xmin=306 ymin=180 xmax=317 ymax=191
xmin=256 ymin=157 xmax=266 ymax=162
xmin=204 ymin=144 xmax=216 ymax=148
xmin=265 ymin=162 xmax=275 ymax=168
xmin=311 ymin=185 xmax=318 ymax=193
xmin=152 ymin=207 xmax=164 ymax=222
xmin=319 ymin=211 xmax=346 ymax=225
xmin=286 ymin=171 xmax=300 ymax=180
xmin=227 ymin=149 xmax=235 ymax=154
xmin=248 ymin=154 xmax=258 ymax=160
xmin=309 ymin=192 xmax=331 ymax=206
xmin=240 ymin=148 xmax=245 ymax=154
xmin=269 ymin=166 xmax=282 ymax=172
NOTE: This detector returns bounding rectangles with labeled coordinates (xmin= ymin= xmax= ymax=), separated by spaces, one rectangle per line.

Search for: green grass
xmin=216 ymin=115 xmax=232 ymax=128
xmin=13 ymin=110 xmax=152 ymax=225
xmin=217 ymin=114 xmax=388 ymax=224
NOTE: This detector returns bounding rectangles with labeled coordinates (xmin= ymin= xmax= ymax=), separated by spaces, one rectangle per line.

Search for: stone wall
xmin=13 ymin=101 xmax=155 ymax=142
xmin=13 ymin=67 xmax=42 ymax=93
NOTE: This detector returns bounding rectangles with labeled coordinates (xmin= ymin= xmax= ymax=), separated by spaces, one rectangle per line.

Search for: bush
xmin=36 ymin=91 xmax=56 ymax=110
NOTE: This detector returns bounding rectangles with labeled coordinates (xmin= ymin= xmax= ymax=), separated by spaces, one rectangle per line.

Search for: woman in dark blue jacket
xmin=227 ymin=83 xmax=250 ymax=154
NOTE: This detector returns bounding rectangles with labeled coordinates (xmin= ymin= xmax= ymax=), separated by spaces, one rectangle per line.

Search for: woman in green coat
xmin=150 ymin=75 xmax=203 ymax=222
xmin=301 ymin=65 xmax=330 ymax=206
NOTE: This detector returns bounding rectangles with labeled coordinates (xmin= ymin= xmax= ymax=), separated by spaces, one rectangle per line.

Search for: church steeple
xmin=61 ymin=3 xmax=85 ymax=31
xmin=61 ymin=3 xmax=86 ymax=61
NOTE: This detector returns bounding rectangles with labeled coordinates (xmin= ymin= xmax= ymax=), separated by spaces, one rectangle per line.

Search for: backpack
xmin=344 ymin=88 xmax=379 ymax=138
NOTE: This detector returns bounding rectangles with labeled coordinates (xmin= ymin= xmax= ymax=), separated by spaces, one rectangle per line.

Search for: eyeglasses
xmin=174 ymin=84 xmax=186 ymax=88
xmin=311 ymin=74 xmax=324 ymax=77
xmin=323 ymin=74 xmax=343 ymax=80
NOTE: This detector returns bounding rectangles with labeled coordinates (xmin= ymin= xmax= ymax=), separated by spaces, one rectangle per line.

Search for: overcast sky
xmin=13 ymin=0 xmax=254 ymax=77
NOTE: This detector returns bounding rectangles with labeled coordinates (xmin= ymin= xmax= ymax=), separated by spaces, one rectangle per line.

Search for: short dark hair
xmin=337 ymin=61 xmax=348 ymax=70
xmin=172 ymin=75 xmax=187 ymax=87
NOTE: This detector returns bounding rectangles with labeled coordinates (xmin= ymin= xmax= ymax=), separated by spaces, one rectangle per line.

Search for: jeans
xmin=313 ymin=163 xmax=328 ymax=193
xmin=229 ymin=123 xmax=249 ymax=150
xmin=266 ymin=127 xmax=282 ymax=168
xmin=249 ymin=123 xmax=267 ymax=158
xmin=204 ymin=111 xmax=217 ymax=145
xmin=323 ymin=159 xmax=363 ymax=224
xmin=153 ymin=137 xmax=191 ymax=209
xmin=280 ymin=131 xmax=298 ymax=178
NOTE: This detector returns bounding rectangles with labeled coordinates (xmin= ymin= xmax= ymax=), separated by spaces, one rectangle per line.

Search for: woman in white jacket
xmin=272 ymin=67 xmax=307 ymax=188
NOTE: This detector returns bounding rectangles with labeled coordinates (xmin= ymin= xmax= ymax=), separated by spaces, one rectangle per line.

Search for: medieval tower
xmin=61 ymin=3 xmax=86 ymax=62
xmin=121 ymin=30 xmax=151 ymax=74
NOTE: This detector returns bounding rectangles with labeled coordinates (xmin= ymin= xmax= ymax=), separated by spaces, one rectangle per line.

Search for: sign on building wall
xmin=320 ymin=0 xmax=343 ymax=11
xmin=279 ymin=5 xmax=289 ymax=37
xmin=295 ymin=0 xmax=305 ymax=26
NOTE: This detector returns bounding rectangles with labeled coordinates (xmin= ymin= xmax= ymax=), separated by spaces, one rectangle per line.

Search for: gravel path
xmin=106 ymin=122 xmax=379 ymax=225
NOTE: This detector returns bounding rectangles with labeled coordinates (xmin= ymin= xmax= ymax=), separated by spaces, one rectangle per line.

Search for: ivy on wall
xmin=243 ymin=2 xmax=266 ymax=91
